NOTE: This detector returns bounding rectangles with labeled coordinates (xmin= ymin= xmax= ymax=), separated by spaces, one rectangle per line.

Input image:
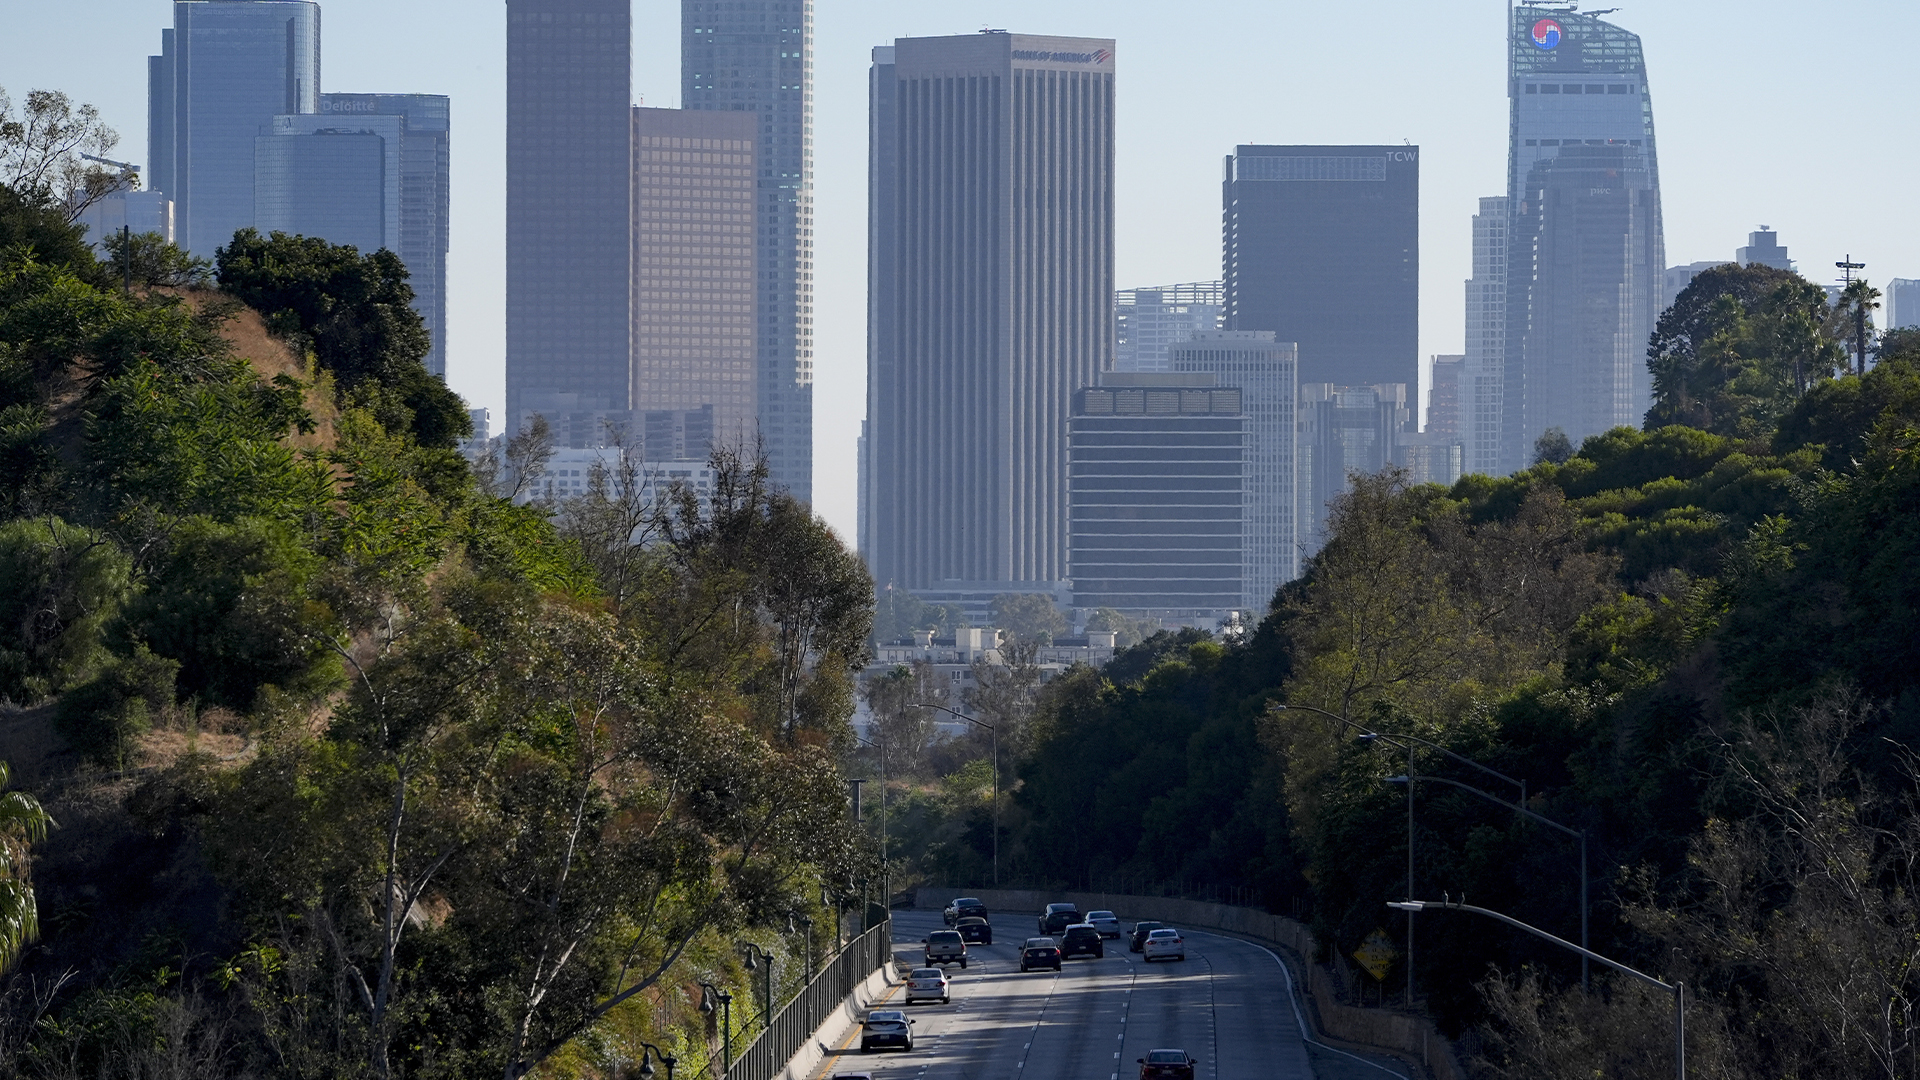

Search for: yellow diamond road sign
xmin=1352 ymin=929 xmax=1398 ymax=982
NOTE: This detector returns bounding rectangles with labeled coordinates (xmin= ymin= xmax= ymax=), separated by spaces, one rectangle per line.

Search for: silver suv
xmin=921 ymin=929 xmax=968 ymax=968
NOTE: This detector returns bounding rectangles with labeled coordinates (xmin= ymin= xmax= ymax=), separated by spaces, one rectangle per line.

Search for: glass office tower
xmin=683 ymin=0 xmax=815 ymax=502
xmin=866 ymin=33 xmax=1116 ymax=593
xmin=630 ymin=107 xmax=760 ymax=450
xmin=1115 ymin=282 xmax=1225 ymax=373
xmin=1223 ymin=146 xmax=1419 ymax=391
xmin=506 ymin=0 xmax=633 ymax=438
xmin=1503 ymin=6 xmax=1664 ymax=470
xmin=149 ymin=1 xmax=322 ymax=258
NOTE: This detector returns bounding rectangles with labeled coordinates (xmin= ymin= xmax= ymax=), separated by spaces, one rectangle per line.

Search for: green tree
xmin=0 ymin=515 xmax=131 ymax=703
xmin=1647 ymin=264 xmax=1844 ymax=435
xmin=1829 ymin=277 xmax=1880 ymax=377
xmin=99 ymin=229 xmax=212 ymax=288
xmin=215 ymin=229 xmax=468 ymax=448
xmin=0 ymin=760 xmax=51 ymax=972
xmin=1532 ymin=426 xmax=1573 ymax=465
xmin=0 ymin=85 xmax=127 ymax=221
xmin=988 ymin=593 xmax=1067 ymax=644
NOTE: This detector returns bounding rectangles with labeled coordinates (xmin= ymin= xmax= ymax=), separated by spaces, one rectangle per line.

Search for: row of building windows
xmin=1523 ymin=138 xmax=1644 ymax=146
xmin=1525 ymin=83 xmax=1637 ymax=95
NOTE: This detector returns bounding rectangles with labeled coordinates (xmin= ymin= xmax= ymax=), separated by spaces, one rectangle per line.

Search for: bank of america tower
xmin=1491 ymin=5 xmax=1664 ymax=472
xmin=684 ymin=0 xmax=814 ymax=501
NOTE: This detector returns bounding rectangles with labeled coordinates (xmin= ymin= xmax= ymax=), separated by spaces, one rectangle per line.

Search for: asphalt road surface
xmin=809 ymin=910 xmax=1411 ymax=1080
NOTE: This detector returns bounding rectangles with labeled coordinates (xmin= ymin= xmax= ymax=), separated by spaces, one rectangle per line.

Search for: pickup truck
xmin=922 ymin=930 xmax=968 ymax=968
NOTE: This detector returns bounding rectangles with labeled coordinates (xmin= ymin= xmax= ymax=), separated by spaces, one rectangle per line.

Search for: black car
xmin=1038 ymin=903 xmax=1083 ymax=935
xmin=1060 ymin=924 xmax=1105 ymax=960
xmin=1020 ymin=937 xmax=1063 ymax=972
xmin=943 ymin=897 xmax=988 ymax=925
xmin=955 ymin=916 xmax=994 ymax=945
xmin=1129 ymin=921 xmax=1166 ymax=953
xmin=1138 ymin=1049 xmax=1196 ymax=1079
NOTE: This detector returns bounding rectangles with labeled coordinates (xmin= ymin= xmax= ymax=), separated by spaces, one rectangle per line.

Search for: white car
xmin=904 ymin=966 xmax=951 ymax=1004
xmin=1143 ymin=928 xmax=1186 ymax=962
xmin=1085 ymin=910 xmax=1122 ymax=939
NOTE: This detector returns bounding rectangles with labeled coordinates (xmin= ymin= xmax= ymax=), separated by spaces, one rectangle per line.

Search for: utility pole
xmin=1838 ymin=256 xmax=1868 ymax=375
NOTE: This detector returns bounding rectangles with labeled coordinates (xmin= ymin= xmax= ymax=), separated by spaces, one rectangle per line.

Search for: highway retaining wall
xmin=913 ymin=887 xmax=1463 ymax=1080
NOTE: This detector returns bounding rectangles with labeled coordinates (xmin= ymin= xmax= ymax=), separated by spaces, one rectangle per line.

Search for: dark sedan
xmin=955 ymin=916 xmax=993 ymax=945
xmin=1129 ymin=921 xmax=1166 ymax=953
xmin=1138 ymin=1049 xmax=1196 ymax=1079
xmin=1060 ymin=924 xmax=1105 ymax=960
xmin=1019 ymin=937 xmax=1063 ymax=972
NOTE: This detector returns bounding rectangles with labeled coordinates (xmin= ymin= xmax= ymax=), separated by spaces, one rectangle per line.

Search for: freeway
xmin=809 ymin=910 xmax=1410 ymax=1080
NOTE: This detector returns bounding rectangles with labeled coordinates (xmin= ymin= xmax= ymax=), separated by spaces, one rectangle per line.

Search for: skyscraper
xmin=1223 ymin=145 xmax=1419 ymax=390
xmin=1504 ymin=6 xmax=1664 ymax=469
xmin=1463 ymin=196 xmax=1507 ymax=476
xmin=506 ymin=0 xmax=632 ymax=437
xmin=148 ymin=1 xmax=322 ymax=258
xmin=1737 ymin=228 xmax=1792 ymax=270
xmin=866 ymin=33 xmax=1116 ymax=594
xmin=630 ymin=107 xmax=759 ymax=450
xmin=1298 ymin=383 xmax=1410 ymax=550
xmin=319 ymin=94 xmax=452 ymax=377
xmin=683 ymin=0 xmax=815 ymax=501
xmin=1889 ymin=279 xmax=1920 ymax=331
xmin=1171 ymin=331 xmax=1300 ymax=605
xmin=1069 ymin=374 xmax=1245 ymax=617
xmin=1115 ymin=282 xmax=1224 ymax=373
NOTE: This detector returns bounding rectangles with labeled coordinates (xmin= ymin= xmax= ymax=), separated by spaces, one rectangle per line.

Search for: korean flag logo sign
xmin=1532 ymin=19 xmax=1563 ymax=50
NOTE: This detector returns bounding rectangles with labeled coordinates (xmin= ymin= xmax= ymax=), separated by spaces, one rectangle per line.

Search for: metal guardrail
xmin=725 ymin=919 xmax=893 ymax=1080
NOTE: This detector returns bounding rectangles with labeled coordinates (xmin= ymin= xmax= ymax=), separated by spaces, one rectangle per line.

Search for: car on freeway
xmin=1038 ymin=903 xmax=1083 ymax=935
xmin=1129 ymin=921 xmax=1166 ymax=953
xmin=944 ymin=897 xmax=988 ymax=925
xmin=955 ymin=916 xmax=994 ymax=945
xmin=1142 ymin=928 xmax=1186 ymax=962
xmin=904 ymin=966 xmax=951 ymax=1005
xmin=1060 ymin=923 xmax=1105 ymax=960
xmin=922 ymin=929 xmax=968 ymax=968
xmin=1085 ymin=910 xmax=1122 ymax=938
xmin=1019 ymin=936 xmax=1063 ymax=972
xmin=1137 ymin=1048 xmax=1197 ymax=1079
xmin=830 ymin=1075 xmax=876 ymax=1080
xmin=859 ymin=1009 xmax=914 ymax=1052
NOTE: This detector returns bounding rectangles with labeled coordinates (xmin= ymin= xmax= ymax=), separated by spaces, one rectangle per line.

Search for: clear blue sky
xmin=4 ymin=1 xmax=1913 ymax=541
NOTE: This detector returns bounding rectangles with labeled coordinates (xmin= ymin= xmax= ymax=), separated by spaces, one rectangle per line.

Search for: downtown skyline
xmin=8 ymin=0 xmax=1918 ymax=541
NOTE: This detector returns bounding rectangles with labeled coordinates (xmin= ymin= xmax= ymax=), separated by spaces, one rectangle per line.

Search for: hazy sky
xmin=5 ymin=1 xmax=1915 ymax=541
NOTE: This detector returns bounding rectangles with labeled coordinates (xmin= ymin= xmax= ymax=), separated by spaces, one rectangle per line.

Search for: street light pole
xmin=739 ymin=944 xmax=775 ymax=1031
xmin=698 ymin=983 xmax=732 ymax=1078
xmin=1389 ymin=773 xmax=1589 ymax=990
xmin=912 ymin=702 xmax=999 ymax=887
xmin=635 ymin=1041 xmax=677 ymax=1080
xmin=1390 ymin=900 xmax=1683 ymax=1080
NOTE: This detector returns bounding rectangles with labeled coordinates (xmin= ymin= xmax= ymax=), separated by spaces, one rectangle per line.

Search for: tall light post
xmin=911 ymin=701 xmax=999 ymax=886
xmin=739 ymin=943 xmax=775 ymax=1031
xmin=1391 ymin=900 xmax=1683 ymax=1080
xmin=853 ymin=734 xmax=888 ymax=880
xmin=698 ymin=982 xmax=732 ymax=1078
xmin=1387 ymin=772 xmax=1589 ymax=989
xmin=789 ymin=912 xmax=814 ymax=976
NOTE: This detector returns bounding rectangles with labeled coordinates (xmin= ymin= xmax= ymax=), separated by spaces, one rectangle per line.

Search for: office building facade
xmin=76 ymin=190 xmax=174 ymax=249
xmin=1069 ymin=375 xmax=1245 ymax=616
xmin=256 ymin=115 xmax=399 ymax=257
xmin=506 ymin=0 xmax=633 ymax=436
xmin=1171 ymin=331 xmax=1299 ymax=605
xmin=1223 ymin=145 xmax=1419 ymax=390
xmin=683 ymin=0 xmax=815 ymax=500
xmin=1298 ymin=383 xmax=1409 ymax=551
xmin=148 ymin=1 xmax=322 ymax=258
xmin=1115 ymin=282 xmax=1224 ymax=373
xmin=865 ymin=33 xmax=1116 ymax=592
xmin=1504 ymin=6 xmax=1665 ymax=469
xmin=319 ymin=94 xmax=451 ymax=376
xmin=1463 ymin=196 xmax=1507 ymax=476
xmin=1889 ymin=279 xmax=1920 ymax=331
xmin=631 ymin=108 xmax=759 ymax=448
xmin=1737 ymin=228 xmax=1791 ymax=270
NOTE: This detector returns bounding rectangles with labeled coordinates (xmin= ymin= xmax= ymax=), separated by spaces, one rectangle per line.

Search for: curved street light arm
xmin=1389 ymin=774 xmax=1578 ymax=839
xmin=1275 ymin=703 xmax=1527 ymax=798
xmin=1389 ymin=900 xmax=1665 ymax=992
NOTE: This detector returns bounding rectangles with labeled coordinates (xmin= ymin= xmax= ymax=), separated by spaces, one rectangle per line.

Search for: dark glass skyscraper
xmin=865 ymin=33 xmax=1116 ymax=593
xmin=148 ymin=1 xmax=321 ymax=258
xmin=506 ymin=0 xmax=633 ymax=435
xmin=1502 ymin=6 xmax=1664 ymax=469
xmin=1222 ymin=146 xmax=1419 ymax=390
xmin=683 ymin=0 xmax=814 ymax=501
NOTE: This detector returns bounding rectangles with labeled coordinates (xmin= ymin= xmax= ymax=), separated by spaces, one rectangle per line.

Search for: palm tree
xmin=0 ymin=761 xmax=52 ymax=971
xmin=1831 ymin=279 xmax=1882 ymax=376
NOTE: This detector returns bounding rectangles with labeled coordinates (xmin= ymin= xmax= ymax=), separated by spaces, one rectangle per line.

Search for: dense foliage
xmin=0 ymin=180 xmax=874 ymax=1080
xmin=983 ymin=265 xmax=1920 ymax=1078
